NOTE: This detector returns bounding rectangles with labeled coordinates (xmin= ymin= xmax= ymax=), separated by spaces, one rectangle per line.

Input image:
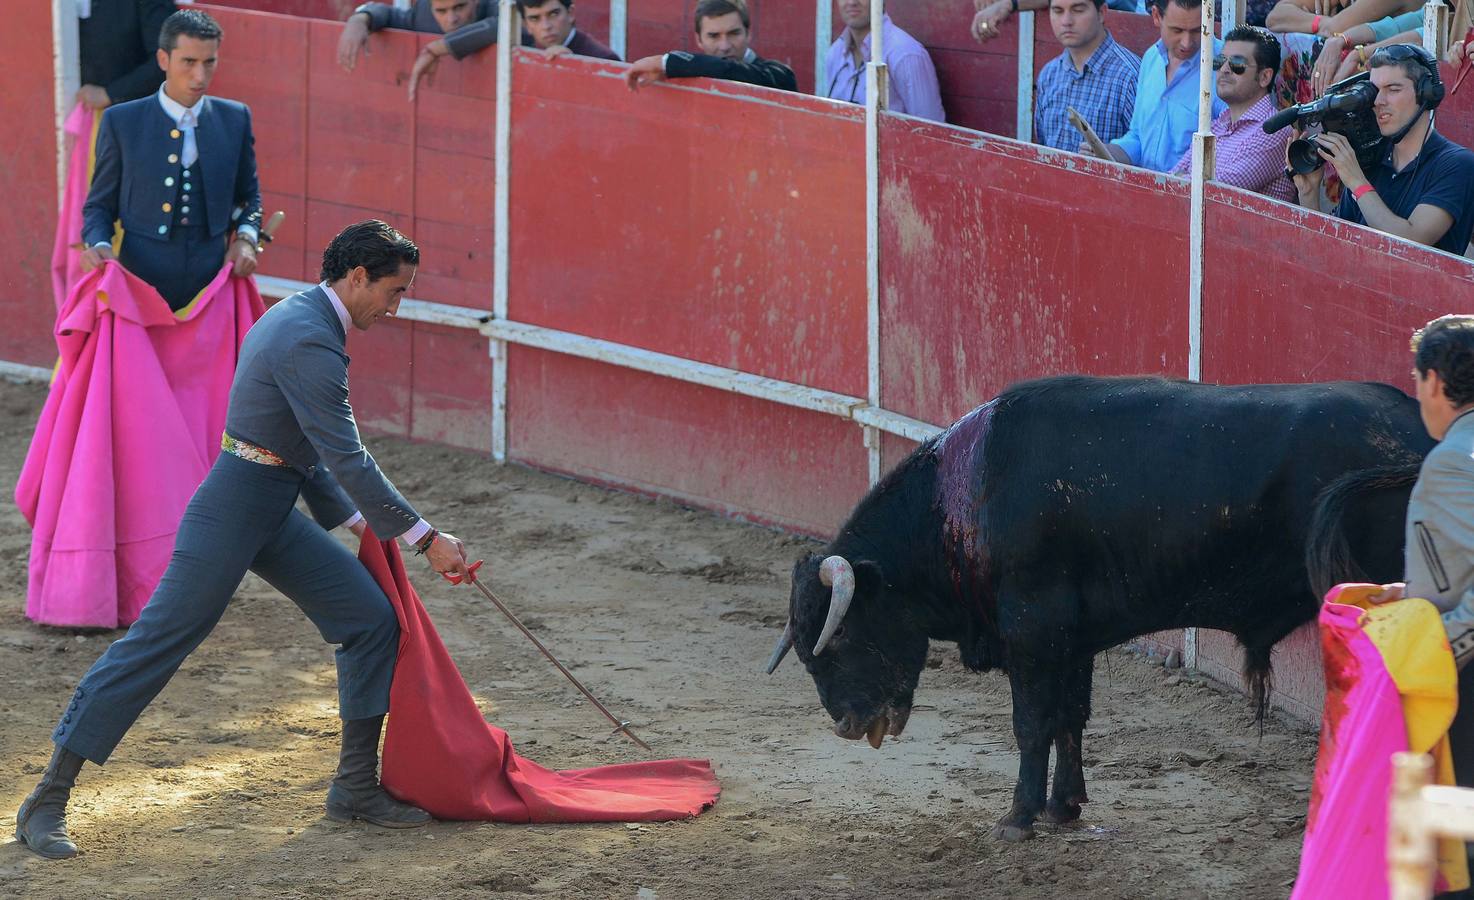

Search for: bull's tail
xmin=1305 ymin=464 xmax=1421 ymax=599
xmin=1243 ymin=643 xmax=1272 ymax=731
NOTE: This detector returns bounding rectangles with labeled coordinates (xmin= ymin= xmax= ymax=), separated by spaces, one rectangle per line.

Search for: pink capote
xmin=52 ymin=103 xmax=99 ymax=311
xmin=1292 ymin=587 xmax=1465 ymax=898
xmin=15 ymin=261 xmax=264 ymax=628
xmin=359 ymin=536 xmax=721 ymax=822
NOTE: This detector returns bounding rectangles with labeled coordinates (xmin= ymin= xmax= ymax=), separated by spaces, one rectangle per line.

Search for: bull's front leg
xmin=992 ymin=663 xmax=1059 ymax=842
xmin=1043 ymin=658 xmax=1092 ymax=825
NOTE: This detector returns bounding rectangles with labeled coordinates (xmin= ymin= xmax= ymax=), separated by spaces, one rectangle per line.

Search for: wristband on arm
xmin=1352 ymin=183 xmax=1376 ymax=200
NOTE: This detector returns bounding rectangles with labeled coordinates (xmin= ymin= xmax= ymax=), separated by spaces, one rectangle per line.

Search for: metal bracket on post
xmin=52 ymin=0 xmax=80 ymax=214
xmin=491 ymin=0 xmax=516 ymax=463
xmin=1424 ymin=0 xmax=1449 ymax=58
xmin=1016 ymin=11 xmax=1035 ymax=140
xmin=864 ymin=2 xmax=888 ymax=486
xmin=609 ymin=0 xmax=628 ymax=62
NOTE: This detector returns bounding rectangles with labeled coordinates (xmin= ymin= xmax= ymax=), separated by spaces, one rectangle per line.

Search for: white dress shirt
xmin=319 ymin=282 xmax=433 ymax=548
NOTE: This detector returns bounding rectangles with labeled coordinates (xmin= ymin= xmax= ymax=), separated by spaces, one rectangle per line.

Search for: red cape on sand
xmin=358 ymin=536 xmax=722 ymax=822
xmin=15 ymin=262 xmax=264 ymax=628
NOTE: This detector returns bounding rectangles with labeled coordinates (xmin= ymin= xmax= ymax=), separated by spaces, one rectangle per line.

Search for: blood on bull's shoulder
xmin=767 ymin=374 xmax=1432 ymax=842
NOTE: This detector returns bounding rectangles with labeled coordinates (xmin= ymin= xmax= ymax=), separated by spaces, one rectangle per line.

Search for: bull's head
xmin=767 ymin=553 xmax=928 ymax=749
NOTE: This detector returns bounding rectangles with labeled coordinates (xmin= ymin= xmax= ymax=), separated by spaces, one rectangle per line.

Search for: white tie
xmin=179 ymin=110 xmax=198 ymax=169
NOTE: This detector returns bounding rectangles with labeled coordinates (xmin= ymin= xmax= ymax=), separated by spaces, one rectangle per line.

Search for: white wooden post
xmin=1423 ymin=0 xmax=1448 ymax=58
xmin=491 ymin=0 xmax=516 ymax=462
xmin=1016 ymin=11 xmax=1034 ymax=140
xmin=816 ymin=0 xmax=832 ymax=98
xmin=864 ymin=0 xmax=888 ymax=484
xmin=52 ymin=0 xmax=80 ymax=214
xmin=609 ymin=0 xmax=627 ymax=61
xmin=1183 ymin=0 xmax=1216 ymax=670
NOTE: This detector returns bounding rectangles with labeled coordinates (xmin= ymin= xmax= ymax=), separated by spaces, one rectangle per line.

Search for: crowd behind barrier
xmin=6 ymin=1 xmax=1474 ymax=717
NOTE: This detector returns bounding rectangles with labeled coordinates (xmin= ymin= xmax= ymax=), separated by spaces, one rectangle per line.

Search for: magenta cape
xmin=51 ymin=103 xmax=96 ymax=311
xmin=359 ymin=537 xmax=721 ymax=822
xmin=15 ymin=262 xmax=264 ymax=627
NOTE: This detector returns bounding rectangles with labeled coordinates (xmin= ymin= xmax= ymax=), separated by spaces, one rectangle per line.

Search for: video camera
xmin=1262 ymin=71 xmax=1385 ymax=175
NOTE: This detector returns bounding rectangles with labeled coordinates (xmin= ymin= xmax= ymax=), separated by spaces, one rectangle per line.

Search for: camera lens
xmin=1286 ymin=137 xmax=1325 ymax=175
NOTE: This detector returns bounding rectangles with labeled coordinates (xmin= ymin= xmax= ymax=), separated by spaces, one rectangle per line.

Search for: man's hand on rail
xmin=337 ymin=12 xmax=372 ymax=71
xmin=972 ymin=0 xmax=1013 ymax=42
xmin=625 ymin=56 xmax=669 ymax=91
xmin=408 ymin=39 xmax=450 ymax=102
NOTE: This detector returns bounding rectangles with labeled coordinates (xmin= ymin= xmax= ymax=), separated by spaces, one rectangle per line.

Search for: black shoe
xmin=324 ymin=715 xmax=431 ymax=829
xmin=15 ymin=746 xmax=85 ymax=859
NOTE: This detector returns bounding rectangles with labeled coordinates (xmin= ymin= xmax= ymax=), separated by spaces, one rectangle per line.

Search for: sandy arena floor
xmin=0 ymin=378 xmax=1318 ymax=898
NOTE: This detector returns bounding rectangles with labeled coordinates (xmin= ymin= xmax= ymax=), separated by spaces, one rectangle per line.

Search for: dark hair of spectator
xmin=159 ymin=9 xmax=224 ymax=53
xmin=694 ymin=0 xmax=750 ymax=33
xmin=515 ymin=0 xmax=572 ymax=11
xmin=1149 ymin=0 xmax=1203 ymax=14
xmin=1224 ymin=25 xmax=1280 ymax=88
xmin=1368 ymin=44 xmax=1437 ymax=88
xmin=319 ymin=221 xmax=420 ymax=283
xmin=1412 ymin=316 xmax=1474 ymax=407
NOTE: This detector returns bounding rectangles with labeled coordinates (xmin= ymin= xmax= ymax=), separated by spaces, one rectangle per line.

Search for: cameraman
xmin=1292 ymin=44 xmax=1474 ymax=255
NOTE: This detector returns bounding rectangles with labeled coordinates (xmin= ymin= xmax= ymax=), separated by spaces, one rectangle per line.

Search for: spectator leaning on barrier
xmin=823 ymin=0 xmax=946 ymax=122
xmin=1032 ymin=0 xmax=1140 ymax=151
xmin=971 ymin=0 xmax=1136 ymax=44
xmin=336 ymin=0 xmax=492 ymax=70
xmin=77 ymin=0 xmax=177 ymax=111
xmin=408 ymin=0 xmax=620 ymax=101
xmin=1293 ymin=44 xmax=1474 ymax=255
xmin=626 ymin=0 xmax=797 ymax=92
xmin=1101 ymin=0 xmax=1224 ymax=171
xmin=1170 ymin=26 xmax=1295 ymax=202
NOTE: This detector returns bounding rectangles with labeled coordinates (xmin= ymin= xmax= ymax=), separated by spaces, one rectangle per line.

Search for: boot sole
xmin=324 ymin=807 xmax=431 ymax=829
xmin=14 ymin=826 xmax=80 ymax=860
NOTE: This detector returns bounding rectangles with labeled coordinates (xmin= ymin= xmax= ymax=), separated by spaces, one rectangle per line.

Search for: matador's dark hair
xmin=160 ymin=10 xmax=223 ymax=53
xmin=319 ymin=220 xmax=419 ymax=283
xmin=1412 ymin=316 xmax=1474 ymax=407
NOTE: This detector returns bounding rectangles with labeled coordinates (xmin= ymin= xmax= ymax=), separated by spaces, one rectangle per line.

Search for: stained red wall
xmin=0 ymin=4 xmax=61 ymax=368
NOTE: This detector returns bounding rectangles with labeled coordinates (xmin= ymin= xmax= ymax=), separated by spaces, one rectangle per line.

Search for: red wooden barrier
xmin=504 ymin=53 xmax=870 ymax=532
xmin=0 ymin=4 xmax=61 ymax=369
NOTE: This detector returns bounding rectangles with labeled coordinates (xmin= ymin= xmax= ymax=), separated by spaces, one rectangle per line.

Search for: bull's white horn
xmin=812 ymin=555 xmax=855 ymax=656
xmin=765 ymin=621 xmax=794 ymax=674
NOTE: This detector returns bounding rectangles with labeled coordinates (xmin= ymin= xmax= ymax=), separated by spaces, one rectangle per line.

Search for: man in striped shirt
xmin=1169 ymin=25 xmax=1295 ymax=201
xmin=1033 ymin=0 xmax=1140 ymax=151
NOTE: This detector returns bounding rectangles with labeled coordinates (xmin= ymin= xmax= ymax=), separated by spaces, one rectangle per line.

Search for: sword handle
xmin=441 ymin=559 xmax=484 ymax=585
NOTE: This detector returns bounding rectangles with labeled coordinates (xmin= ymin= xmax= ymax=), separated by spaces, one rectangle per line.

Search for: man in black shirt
xmin=77 ymin=0 xmax=176 ymax=110
xmin=625 ymin=0 xmax=797 ymax=93
xmin=1293 ymin=43 xmax=1474 ymax=256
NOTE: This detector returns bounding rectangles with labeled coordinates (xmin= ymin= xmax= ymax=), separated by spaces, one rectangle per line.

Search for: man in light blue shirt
xmin=1099 ymin=0 xmax=1225 ymax=172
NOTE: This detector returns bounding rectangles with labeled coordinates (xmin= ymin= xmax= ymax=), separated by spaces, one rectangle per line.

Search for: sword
xmin=444 ymin=561 xmax=652 ymax=751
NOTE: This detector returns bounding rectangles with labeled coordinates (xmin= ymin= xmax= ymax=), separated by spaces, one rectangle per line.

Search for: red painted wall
xmin=0 ymin=4 xmax=61 ymax=368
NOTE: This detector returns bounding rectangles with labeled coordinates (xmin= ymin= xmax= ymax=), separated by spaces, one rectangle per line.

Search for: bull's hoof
xmin=990 ymin=822 xmax=1035 ymax=842
xmin=1041 ymin=800 xmax=1082 ymax=825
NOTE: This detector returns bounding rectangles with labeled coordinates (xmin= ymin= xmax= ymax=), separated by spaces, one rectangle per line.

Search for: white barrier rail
xmin=1389 ymin=752 xmax=1474 ymax=899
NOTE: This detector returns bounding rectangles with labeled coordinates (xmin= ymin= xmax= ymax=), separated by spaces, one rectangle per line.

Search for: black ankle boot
xmin=324 ymin=715 xmax=431 ymax=828
xmin=16 ymin=745 xmax=85 ymax=859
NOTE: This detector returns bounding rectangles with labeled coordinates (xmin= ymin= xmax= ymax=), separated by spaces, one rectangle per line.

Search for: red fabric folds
xmin=358 ymin=537 xmax=721 ymax=823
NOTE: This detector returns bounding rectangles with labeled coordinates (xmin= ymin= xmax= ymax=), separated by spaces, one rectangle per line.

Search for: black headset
xmin=1368 ymin=43 xmax=1446 ymax=110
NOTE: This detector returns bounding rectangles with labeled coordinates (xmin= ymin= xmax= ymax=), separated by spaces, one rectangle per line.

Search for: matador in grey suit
xmin=15 ymin=221 xmax=473 ymax=859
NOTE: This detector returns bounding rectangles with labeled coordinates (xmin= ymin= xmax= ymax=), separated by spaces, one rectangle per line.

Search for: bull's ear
xmin=852 ymin=560 xmax=888 ymax=601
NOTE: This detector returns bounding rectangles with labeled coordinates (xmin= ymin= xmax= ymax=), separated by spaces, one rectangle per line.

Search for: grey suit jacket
xmin=1407 ymin=410 xmax=1474 ymax=652
xmin=224 ymin=286 xmax=421 ymax=539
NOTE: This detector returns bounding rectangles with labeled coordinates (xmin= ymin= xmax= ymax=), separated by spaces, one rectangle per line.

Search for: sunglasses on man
xmin=1212 ymin=54 xmax=1254 ymax=75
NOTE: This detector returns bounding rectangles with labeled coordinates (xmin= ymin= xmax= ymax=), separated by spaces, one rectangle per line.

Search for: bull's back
xmin=978 ymin=377 xmax=1428 ymax=629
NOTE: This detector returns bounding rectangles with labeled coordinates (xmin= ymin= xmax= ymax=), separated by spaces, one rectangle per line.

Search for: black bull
xmin=768 ymin=376 xmax=1432 ymax=840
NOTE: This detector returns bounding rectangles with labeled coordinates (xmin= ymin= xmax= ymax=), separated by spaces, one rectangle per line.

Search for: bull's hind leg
xmin=1043 ymin=658 xmax=1093 ymax=825
xmin=991 ymin=660 xmax=1062 ymax=842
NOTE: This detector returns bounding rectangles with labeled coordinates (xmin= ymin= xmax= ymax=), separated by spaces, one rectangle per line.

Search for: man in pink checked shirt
xmin=1171 ymin=25 xmax=1296 ymax=202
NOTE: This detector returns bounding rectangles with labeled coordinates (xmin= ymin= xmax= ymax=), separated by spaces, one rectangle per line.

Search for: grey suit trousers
xmin=55 ymin=453 xmax=399 ymax=764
